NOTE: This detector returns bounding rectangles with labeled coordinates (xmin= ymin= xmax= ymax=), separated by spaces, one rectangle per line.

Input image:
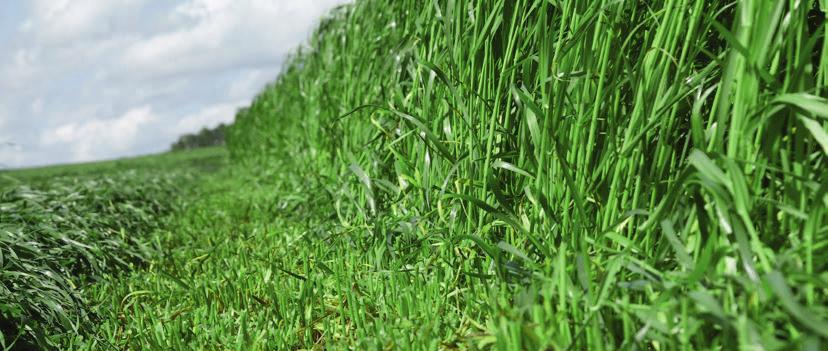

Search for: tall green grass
xmin=228 ymin=0 xmax=828 ymax=348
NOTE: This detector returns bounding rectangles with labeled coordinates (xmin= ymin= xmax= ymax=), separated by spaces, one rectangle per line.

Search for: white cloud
xmin=31 ymin=98 xmax=44 ymax=114
xmin=123 ymin=0 xmax=346 ymax=77
xmin=0 ymin=0 xmax=352 ymax=168
xmin=226 ymin=69 xmax=269 ymax=100
xmin=0 ymin=107 xmax=13 ymax=144
xmin=0 ymin=108 xmax=24 ymax=168
xmin=19 ymin=0 xmax=147 ymax=43
xmin=0 ymin=151 xmax=24 ymax=169
xmin=41 ymin=106 xmax=158 ymax=162
xmin=173 ymin=101 xmax=244 ymax=135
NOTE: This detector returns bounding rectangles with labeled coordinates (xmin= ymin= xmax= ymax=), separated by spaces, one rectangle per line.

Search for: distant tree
xmin=170 ymin=123 xmax=229 ymax=151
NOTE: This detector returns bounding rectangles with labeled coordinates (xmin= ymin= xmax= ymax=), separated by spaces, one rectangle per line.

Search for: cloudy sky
xmin=0 ymin=0 xmax=349 ymax=168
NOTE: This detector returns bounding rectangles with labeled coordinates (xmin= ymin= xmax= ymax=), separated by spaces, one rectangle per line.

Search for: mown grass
xmin=0 ymin=148 xmax=226 ymax=349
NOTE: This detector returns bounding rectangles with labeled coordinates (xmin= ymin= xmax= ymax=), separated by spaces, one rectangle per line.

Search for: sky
xmin=0 ymin=0 xmax=350 ymax=168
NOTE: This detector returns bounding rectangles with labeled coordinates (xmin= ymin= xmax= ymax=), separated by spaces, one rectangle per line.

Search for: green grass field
xmin=3 ymin=0 xmax=828 ymax=349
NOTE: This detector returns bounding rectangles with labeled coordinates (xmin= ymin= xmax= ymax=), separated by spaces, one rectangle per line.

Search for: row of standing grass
xmin=228 ymin=0 xmax=828 ymax=348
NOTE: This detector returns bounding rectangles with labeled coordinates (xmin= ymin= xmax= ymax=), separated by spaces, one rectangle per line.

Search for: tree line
xmin=170 ymin=123 xmax=228 ymax=151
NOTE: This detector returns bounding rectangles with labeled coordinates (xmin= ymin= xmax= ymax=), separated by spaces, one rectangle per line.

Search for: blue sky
xmin=0 ymin=0 xmax=350 ymax=168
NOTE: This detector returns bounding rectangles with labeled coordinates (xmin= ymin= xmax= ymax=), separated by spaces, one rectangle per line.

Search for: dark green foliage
xmin=0 ymin=149 xmax=225 ymax=349
xmin=171 ymin=123 xmax=229 ymax=152
xmin=0 ymin=173 xmax=178 ymax=349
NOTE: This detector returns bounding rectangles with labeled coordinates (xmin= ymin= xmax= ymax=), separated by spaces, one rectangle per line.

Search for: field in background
xmin=2 ymin=0 xmax=828 ymax=349
xmin=0 ymin=147 xmax=226 ymax=189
